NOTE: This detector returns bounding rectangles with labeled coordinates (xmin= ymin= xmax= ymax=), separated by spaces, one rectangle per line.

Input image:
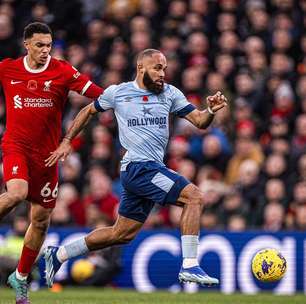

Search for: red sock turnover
xmin=17 ymin=245 xmax=39 ymax=275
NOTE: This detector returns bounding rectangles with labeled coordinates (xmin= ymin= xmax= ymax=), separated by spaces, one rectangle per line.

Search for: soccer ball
xmin=251 ymin=248 xmax=287 ymax=282
xmin=71 ymin=259 xmax=95 ymax=283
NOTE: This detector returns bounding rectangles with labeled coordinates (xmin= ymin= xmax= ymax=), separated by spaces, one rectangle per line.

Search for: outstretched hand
xmin=206 ymin=91 xmax=228 ymax=113
xmin=45 ymin=139 xmax=72 ymax=167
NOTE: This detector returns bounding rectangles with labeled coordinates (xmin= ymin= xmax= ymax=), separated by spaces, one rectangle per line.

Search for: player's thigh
xmin=28 ymin=158 xmax=59 ymax=209
xmin=2 ymin=151 xmax=29 ymax=199
xmin=6 ymin=179 xmax=28 ymax=201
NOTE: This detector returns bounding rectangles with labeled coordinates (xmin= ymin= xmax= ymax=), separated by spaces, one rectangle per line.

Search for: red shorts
xmin=2 ymin=144 xmax=58 ymax=208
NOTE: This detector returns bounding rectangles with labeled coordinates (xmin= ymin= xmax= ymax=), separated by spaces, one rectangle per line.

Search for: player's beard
xmin=143 ymin=71 xmax=164 ymax=94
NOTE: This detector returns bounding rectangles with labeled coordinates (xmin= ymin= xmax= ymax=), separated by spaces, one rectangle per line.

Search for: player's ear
xmin=137 ymin=63 xmax=144 ymax=74
xmin=24 ymin=40 xmax=29 ymax=51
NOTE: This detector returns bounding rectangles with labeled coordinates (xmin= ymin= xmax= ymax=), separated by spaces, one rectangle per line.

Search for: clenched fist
xmin=206 ymin=91 xmax=228 ymax=114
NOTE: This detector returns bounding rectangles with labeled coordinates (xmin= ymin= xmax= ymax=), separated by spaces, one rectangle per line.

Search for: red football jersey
xmin=0 ymin=55 xmax=101 ymax=155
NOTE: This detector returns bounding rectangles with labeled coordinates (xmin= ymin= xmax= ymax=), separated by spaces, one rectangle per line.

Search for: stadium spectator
xmin=167 ymin=136 xmax=190 ymax=170
xmin=200 ymin=134 xmax=230 ymax=173
xmin=292 ymin=114 xmax=306 ymax=155
xmin=51 ymin=183 xmax=84 ymax=226
xmin=262 ymin=202 xmax=286 ymax=231
xmin=214 ymin=53 xmax=236 ymax=90
xmin=262 ymin=153 xmax=287 ymax=181
xmin=181 ymin=68 xmax=204 ymax=107
xmin=176 ymin=159 xmax=197 ymax=182
xmin=200 ymin=210 xmax=220 ymax=230
xmin=60 ymin=153 xmax=83 ymax=188
xmin=227 ymin=214 xmax=247 ymax=232
xmin=236 ymin=159 xmax=262 ymax=214
xmin=225 ymin=137 xmax=264 ymax=184
xmin=292 ymin=202 xmax=306 ymax=230
xmin=168 ymin=205 xmax=183 ymax=229
xmin=263 ymin=179 xmax=287 ymax=206
xmin=83 ymin=172 xmax=119 ymax=223
xmin=219 ymin=190 xmax=249 ymax=228
xmin=0 ymin=15 xmax=19 ymax=60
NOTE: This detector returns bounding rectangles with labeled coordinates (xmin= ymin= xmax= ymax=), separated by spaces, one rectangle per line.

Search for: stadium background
xmin=0 ymin=0 xmax=306 ymax=296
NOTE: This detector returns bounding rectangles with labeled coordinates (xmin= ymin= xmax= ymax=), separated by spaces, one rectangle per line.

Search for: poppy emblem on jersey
xmin=27 ymin=80 xmax=38 ymax=90
xmin=143 ymin=96 xmax=148 ymax=102
xmin=44 ymin=80 xmax=52 ymax=91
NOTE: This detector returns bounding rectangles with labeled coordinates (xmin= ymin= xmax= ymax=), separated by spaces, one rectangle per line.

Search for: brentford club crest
xmin=27 ymin=80 xmax=37 ymax=90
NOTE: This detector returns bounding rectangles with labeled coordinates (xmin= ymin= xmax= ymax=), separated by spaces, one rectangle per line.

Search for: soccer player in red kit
xmin=0 ymin=22 xmax=103 ymax=303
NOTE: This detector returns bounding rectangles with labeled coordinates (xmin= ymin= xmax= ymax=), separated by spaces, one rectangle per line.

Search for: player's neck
xmin=25 ymin=55 xmax=44 ymax=70
xmin=135 ymin=77 xmax=147 ymax=90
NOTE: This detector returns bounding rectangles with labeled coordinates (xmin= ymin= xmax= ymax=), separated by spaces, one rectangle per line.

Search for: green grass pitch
xmin=0 ymin=288 xmax=305 ymax=304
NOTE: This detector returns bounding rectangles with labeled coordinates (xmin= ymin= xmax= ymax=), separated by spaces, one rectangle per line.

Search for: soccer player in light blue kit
xmin=44 ymin=49 xmax=227 ymax=287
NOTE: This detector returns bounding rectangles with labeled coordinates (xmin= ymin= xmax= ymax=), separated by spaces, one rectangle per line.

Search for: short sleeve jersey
xmin=0 ymin=56 xmax=93 ymax=155
xmin=94 ymin=81 xmax=195 ymax=168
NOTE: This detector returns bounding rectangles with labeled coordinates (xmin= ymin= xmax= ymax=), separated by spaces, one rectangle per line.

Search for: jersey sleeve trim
xmin=94 ymin=100 xmax=107 ymax=112
xmin=80 ymin=80 xmax=92 ymax=95
xmin=176 ymin=104 xmax=196 ymax=118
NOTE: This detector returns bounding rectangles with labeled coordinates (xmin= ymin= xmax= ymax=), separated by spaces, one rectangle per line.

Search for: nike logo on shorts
xmin=43 ymin=198 xmax=54 ymax=203
xmin=11 ymin=80 xmax=23 ymax=84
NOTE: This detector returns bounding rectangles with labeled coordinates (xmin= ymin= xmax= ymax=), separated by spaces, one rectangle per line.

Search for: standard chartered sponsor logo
xmin=13 ymin=95 xmax=53 ymax=109
xmin=13 ymin=95 xmax=22 ymax=109
xmin=24 ymin=97 xmax=53 ymax=107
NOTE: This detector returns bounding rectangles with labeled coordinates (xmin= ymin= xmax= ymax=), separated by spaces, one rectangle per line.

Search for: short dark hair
xmin=137 ymin=49 xmax=162 ymax=63
xmin=23 ymin=22 xmax=52 ymax=40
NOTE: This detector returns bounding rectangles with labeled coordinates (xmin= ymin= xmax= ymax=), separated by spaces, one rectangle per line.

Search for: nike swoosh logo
xmin=11 ymin=80 xmax=22 ymax=84
xmin=43 ymin=198 xmax=54 ymax=203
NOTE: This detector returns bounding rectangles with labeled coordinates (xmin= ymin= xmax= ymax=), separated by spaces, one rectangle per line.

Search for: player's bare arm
xmin=45 ymin=102 xmax=98 ymax=167
xmin=184 ymin=91 xmax=227 ymax=129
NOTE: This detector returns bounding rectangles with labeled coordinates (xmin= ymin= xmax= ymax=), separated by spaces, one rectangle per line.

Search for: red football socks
xmin=17 ymin=245 xmax=39 ymax=275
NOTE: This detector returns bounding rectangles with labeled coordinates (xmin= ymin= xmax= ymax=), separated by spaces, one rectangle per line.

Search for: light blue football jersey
xmin=94 ymin=81 xmax=195 ymax=170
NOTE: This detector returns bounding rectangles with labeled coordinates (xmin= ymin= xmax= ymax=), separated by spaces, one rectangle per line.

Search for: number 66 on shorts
xmin=40 ymin=182 xmax=58 ymax=204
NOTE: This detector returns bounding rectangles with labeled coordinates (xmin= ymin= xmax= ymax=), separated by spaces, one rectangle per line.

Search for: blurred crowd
xmin=0 ymin=0 xmax=306 ymax=232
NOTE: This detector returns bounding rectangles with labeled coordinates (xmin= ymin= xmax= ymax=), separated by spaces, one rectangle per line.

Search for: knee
xmin=186 ymin=185 xmax=204 ymax=206
xmin=31 ymin=217 xmax=50 ymax=233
